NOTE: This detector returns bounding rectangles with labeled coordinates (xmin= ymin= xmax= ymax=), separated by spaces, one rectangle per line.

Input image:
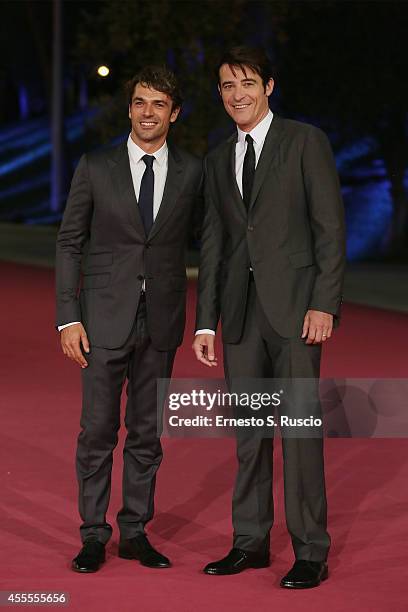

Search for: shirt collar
xmin=237 ymin=109 xmax=273 ymax=146
xmin=127 ymin=134 xmax=168 ymax=166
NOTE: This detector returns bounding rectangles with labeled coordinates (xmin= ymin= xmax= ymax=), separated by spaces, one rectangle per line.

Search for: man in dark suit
xmin=56 ymin=66 xmax=201 ymax=573
xmin=193 ymin=46 xmax=345 ymax=588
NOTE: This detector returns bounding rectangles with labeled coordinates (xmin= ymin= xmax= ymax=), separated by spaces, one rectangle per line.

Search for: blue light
xmin=335 ymin=137 xmax=377 ymax=172
xmin=0 ymin=109 xmax=97 ymax=177
xmin=343 ymin=176 xmax=393 ymax=260
xmin=18 ymin=84 xmax=29 ymax=121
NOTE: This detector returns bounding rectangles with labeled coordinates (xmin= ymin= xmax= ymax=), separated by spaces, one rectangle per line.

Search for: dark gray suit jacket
xmin=56 ymin=141 xmax=202 ymax=350
xmin=196 ymin=116 xmax=346 ymax=341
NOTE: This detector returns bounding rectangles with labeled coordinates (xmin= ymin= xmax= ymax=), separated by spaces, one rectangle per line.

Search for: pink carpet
xmin=1 ymin=261 xmax=407 ymax=611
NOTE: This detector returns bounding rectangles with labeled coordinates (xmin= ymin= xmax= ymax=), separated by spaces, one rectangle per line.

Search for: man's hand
xmin=302 ymin=310 xmax=333 ymax=345
xmin=61 ymin=323 xmax=90 ymax=368
xmin=192 ymin=334 xmax=218 ymax=367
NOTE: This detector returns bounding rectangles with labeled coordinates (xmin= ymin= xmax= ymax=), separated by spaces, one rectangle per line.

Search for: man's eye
xmin=223 ymin=84 xmax=232 ymax=90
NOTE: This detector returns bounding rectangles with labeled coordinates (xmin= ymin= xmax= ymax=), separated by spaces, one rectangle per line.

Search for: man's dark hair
xmin=126 ymin=65 xmax=183 ymax=109
xmin=216 ymin=46 xmax=274 ymax=88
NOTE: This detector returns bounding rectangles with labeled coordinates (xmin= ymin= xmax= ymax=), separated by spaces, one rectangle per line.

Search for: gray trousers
xmin=223 ymin=279 xmax=330 ymax=561
xmin=76 ymin=297 xmax=176 ymax=544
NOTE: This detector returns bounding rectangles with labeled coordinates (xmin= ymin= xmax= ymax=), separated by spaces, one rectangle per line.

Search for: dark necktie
xmin=242 ymin=133 xmax=255 ymax=211
xmin=139 ymin=154 xmax=155 ymax=235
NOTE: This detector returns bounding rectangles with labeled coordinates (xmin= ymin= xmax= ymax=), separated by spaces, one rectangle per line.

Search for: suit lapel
xmin=227 ymin=135 xmax=247 ymax=219
xmin=108 ymin=141 xmax=146 ymax=236
xmin=250 ymin=115 xmax=284 ymax=210
xmin=213 ymin=133 xmax=246 ymax=220
xmin=148 ymin=143 xmax=183 ymax=240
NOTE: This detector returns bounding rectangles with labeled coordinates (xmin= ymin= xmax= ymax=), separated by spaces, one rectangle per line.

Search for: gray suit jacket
xmin=56 ymin=141 xmax=202 ymax=350
xmin=196 ymin=116 xmax=346 ymax=341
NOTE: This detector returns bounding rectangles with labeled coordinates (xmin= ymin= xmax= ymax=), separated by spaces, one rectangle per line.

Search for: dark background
xmin=1 ymin=0 xmax=408 ymax=261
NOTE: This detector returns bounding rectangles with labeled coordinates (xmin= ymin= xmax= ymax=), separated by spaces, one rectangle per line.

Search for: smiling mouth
xmin=233 ymin=104 xmax=250 ymax=109
xmin=140 ymin=122 xmax=157 ymax=127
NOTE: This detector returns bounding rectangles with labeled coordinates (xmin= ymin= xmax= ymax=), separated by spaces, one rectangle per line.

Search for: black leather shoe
xmin=280 ymin=560 xmax=328 ymax=589
xmin=119 ymin=534 xmax=171 ymax=568
xmin=203 ymin=548 xmax=270 ymax=575
xmin=71 ymin=541 xmax=105 ymax=573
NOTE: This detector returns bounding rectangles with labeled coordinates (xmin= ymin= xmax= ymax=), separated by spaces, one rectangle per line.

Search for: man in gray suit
xmin=193 ymin=46 xmax=345 ymax=588
xmin=56 ymin=66 xmax=201 ymax=573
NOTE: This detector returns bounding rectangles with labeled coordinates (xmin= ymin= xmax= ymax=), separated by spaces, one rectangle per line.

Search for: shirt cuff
xmin=58 ymin=321 xmax=81 ymax=332
xmin=195 ymin=329 xmax=215 ymax=336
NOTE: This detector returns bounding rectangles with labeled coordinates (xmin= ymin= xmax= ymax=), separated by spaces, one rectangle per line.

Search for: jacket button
xmin=247 ymin=225 xmax=254 ymax=231
xmin=137 ymin=274 xmax=144 ymax=281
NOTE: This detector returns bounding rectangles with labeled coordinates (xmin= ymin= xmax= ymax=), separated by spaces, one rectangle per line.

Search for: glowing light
xmin=97 ymin=65 xmax=110 ymax=77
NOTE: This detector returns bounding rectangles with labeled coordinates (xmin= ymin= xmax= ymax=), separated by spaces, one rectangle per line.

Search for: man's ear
xmin=218 ymin=84 xmax=221 ymax=97
xmin=128 ymin=104 xmax=131 ymax=119
xmin=170 ymin=106 xmax=181 ymax=123
xmin=265 ymin=78 xmax=274 ymax=98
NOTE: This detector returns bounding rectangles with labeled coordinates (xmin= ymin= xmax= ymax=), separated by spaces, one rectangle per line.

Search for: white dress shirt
xmin=127 ymin=134 xmax=168 ymax=221
xmin=235 ymin=110 xmax=273 ymax=196
xmin=196 ymin=110 xmax=274 ymax=336
xmin=58 ymin=135 xmax=169 ymax=332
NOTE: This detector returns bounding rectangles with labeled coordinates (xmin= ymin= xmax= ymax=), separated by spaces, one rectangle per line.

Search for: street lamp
xmin=97 ymin=65 xmax=110 ymax=77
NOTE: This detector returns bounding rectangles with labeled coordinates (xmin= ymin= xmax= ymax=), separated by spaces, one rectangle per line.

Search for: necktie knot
xmin=142 ymin=154 xmax=155 ymax=169
xmin=245 ymin=134 xmax=254 ymax=146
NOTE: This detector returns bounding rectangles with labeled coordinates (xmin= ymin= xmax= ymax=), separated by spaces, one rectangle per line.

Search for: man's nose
xmin=142 ymin=104 xmax=154 ymax=116
xmin=232 ymin=87 xmax=246 ymax=102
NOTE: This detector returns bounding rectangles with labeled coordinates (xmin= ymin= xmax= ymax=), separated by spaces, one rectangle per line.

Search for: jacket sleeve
xmin=55 ymin=154 xmax=93 ymax=327
xmin=302 ymin=127 xmax=346 ymax=319
xmin=195 ymin=157 xmax=224 ymax=332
